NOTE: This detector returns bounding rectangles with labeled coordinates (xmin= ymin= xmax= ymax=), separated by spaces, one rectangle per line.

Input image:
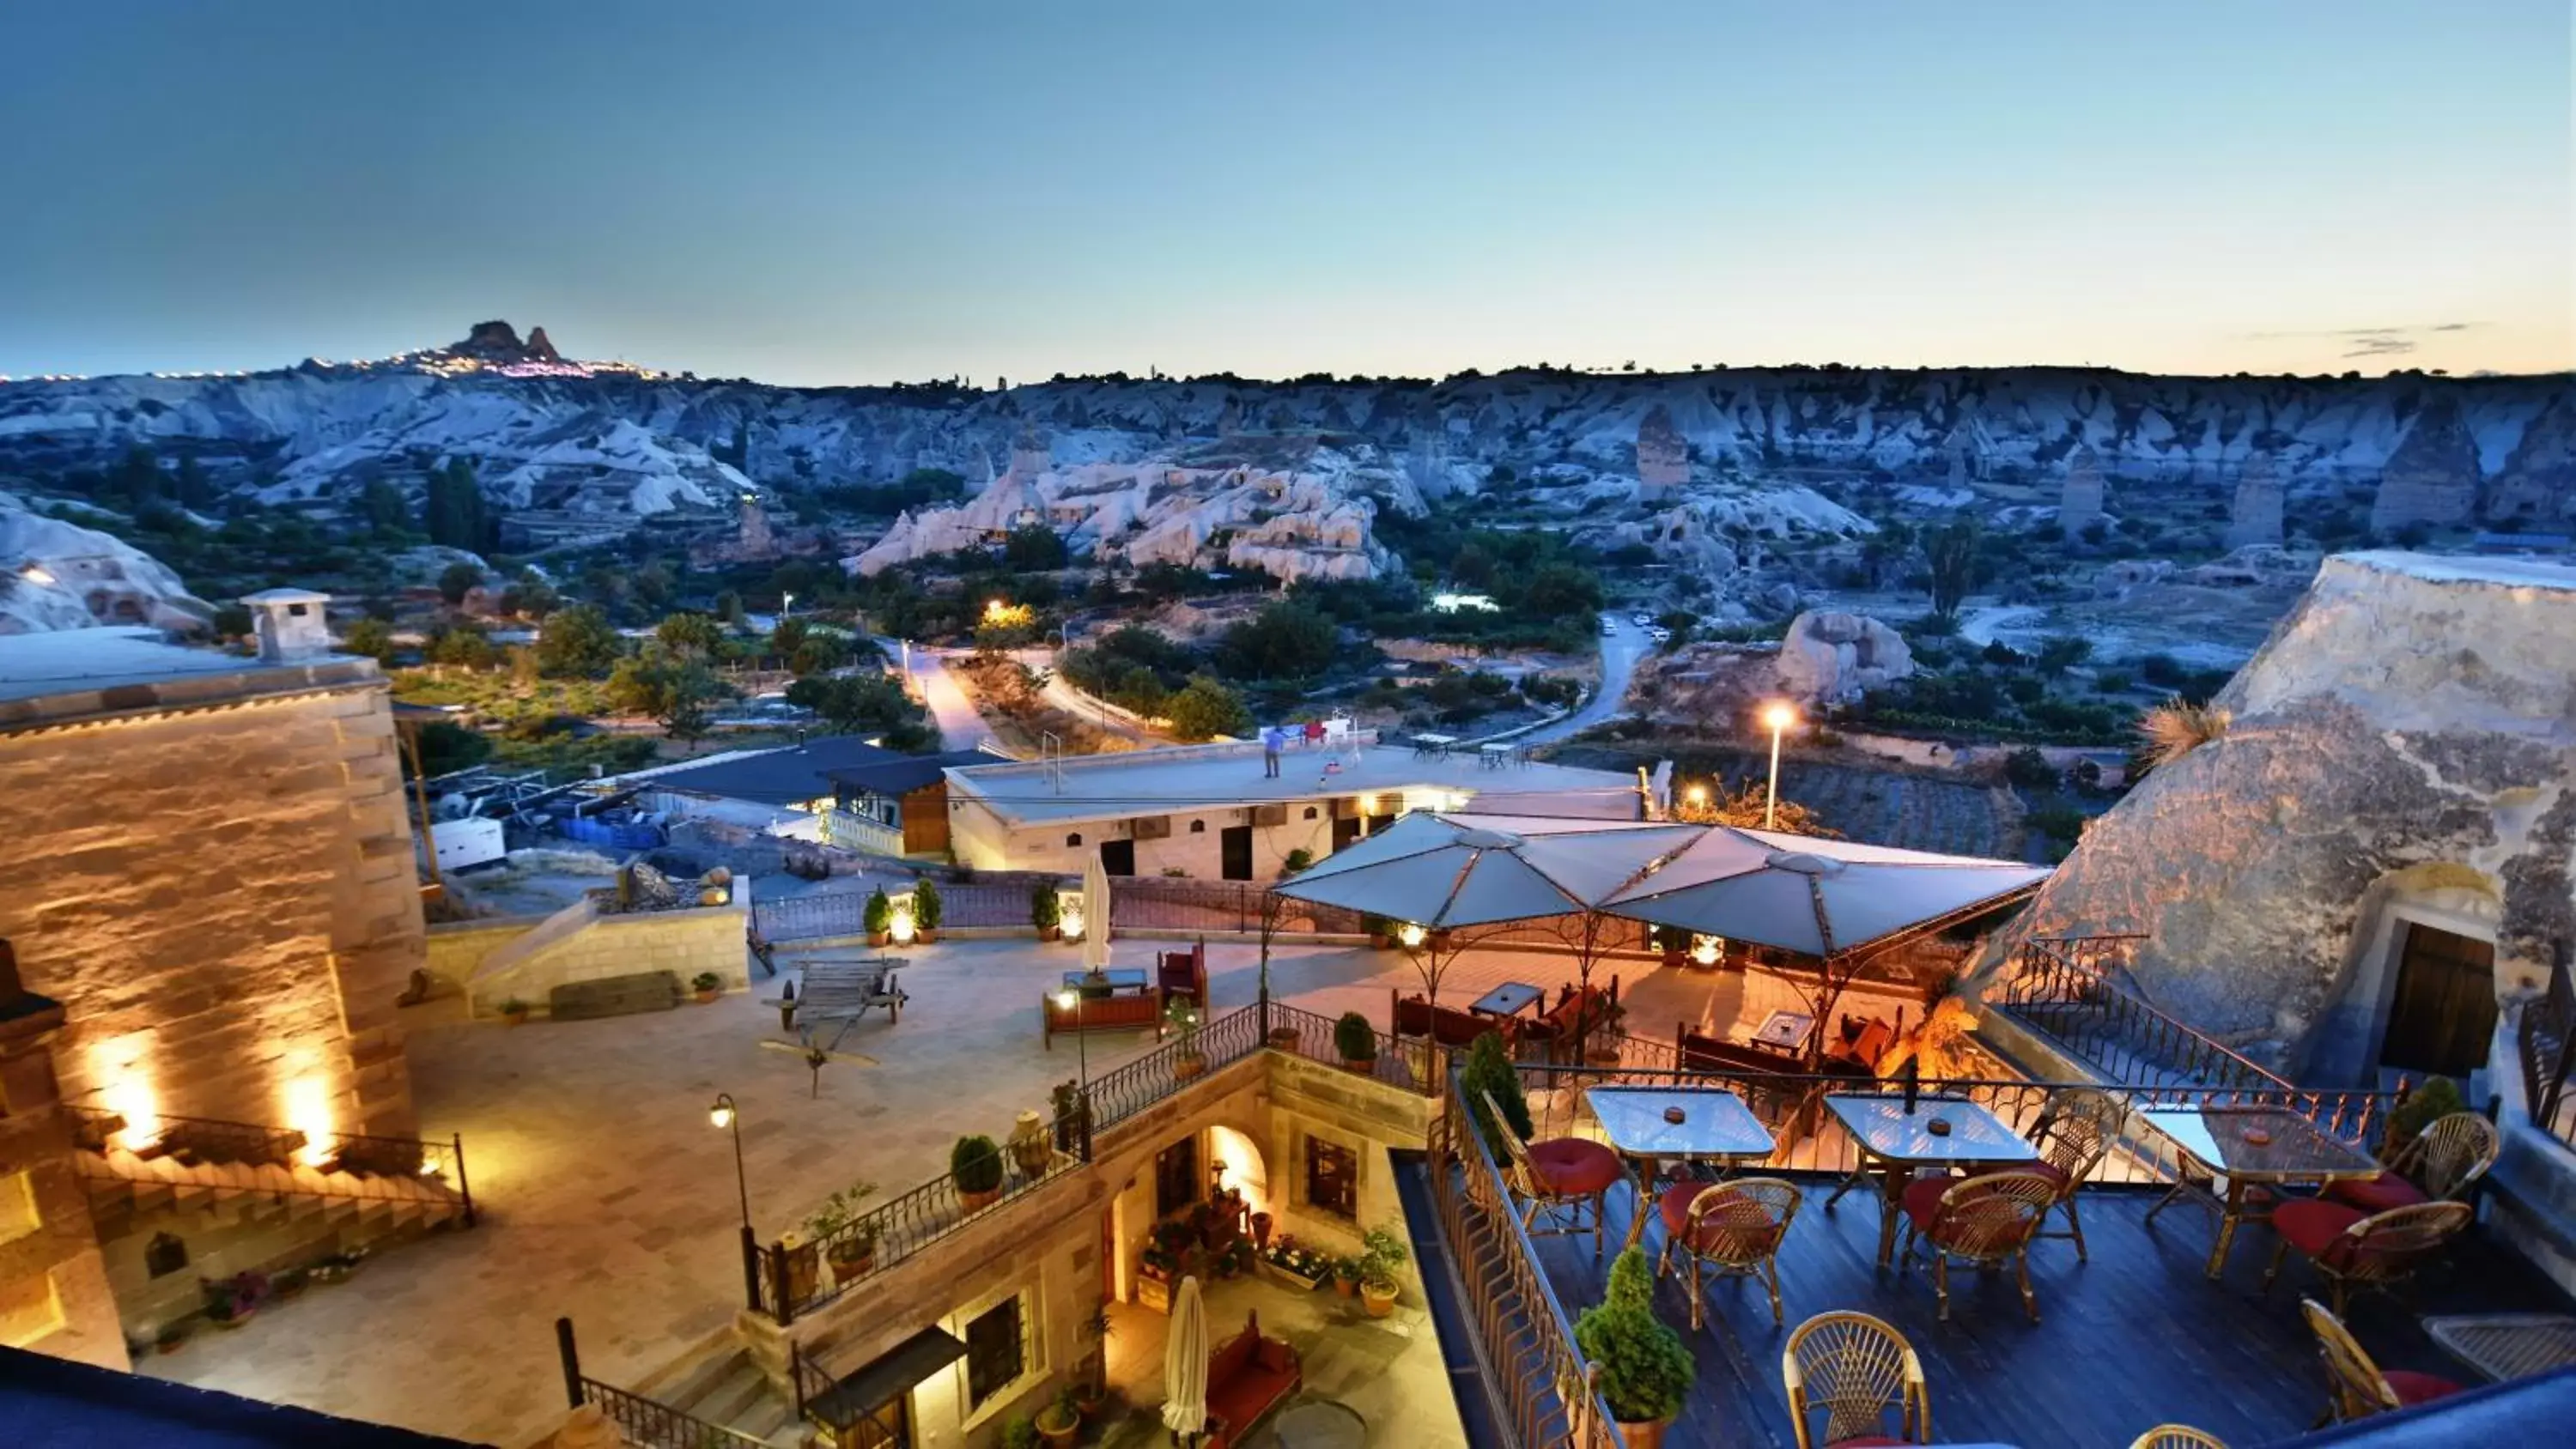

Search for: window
xmin=1155 ymin=1137 xmax=1200 ymax=1219
xmin=1066 ymin=833 xmax=1083 ymax=847
xmin=1188 ymin=820 xmax=1206 ymax=834
xmin=1303 ymin=806 xmax=1318 ymax=820
xmin=963 ymin=1294 xmax=1027 ymax=1410
xmin=1304 ymin=1136 xmax=1358 ymax=1220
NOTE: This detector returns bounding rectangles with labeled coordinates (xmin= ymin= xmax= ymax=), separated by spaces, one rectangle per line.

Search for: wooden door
xmin=2380 ymin=924 xmax=2499 ymax=1077
xmin=1219 ymin=826 xmax=1254 ymax=881
xmin=1099 ymin=840 xmax=1136 ymax=877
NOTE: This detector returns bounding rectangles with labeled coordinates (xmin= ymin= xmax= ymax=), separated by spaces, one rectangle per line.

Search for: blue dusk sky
xmin=0 ymin=1 xmax=2567 ymax=384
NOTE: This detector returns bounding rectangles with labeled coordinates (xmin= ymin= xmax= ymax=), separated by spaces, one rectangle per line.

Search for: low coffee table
xmin=1267 ymin=1397 xmax=1365 ymax=1449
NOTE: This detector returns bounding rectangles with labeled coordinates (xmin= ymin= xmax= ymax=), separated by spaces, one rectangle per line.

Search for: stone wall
xmin=430 ymin=901 xmax=751 ymax=1015
xmin=0 ymin=996 xmax=125 ymax=1369
xmin=0 ymin=678 xmax=426 ymax=1143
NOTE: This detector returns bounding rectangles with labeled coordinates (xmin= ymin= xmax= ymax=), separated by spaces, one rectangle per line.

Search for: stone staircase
xmin=641 ymin=1346 xmax=800 ymax=1447
xmin=69 ymin=1106 xmax=473 ymax=1251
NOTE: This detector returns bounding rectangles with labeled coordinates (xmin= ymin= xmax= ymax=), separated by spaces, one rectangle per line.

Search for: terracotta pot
xmin=1267 ymin=1028 xmax=1301 ymax=1052
xmin=1038 ymin=925 xmax=1060 ymax=942
xmin=155 ymin=1334 xmax=188 ymax=1355
xmin=1341 ymin=1054 xmax=1376 ymax=1076
xmin=1036 ymin=1410 xmax=1078 ymax=1449
xmin=1334 ymin=1275 xmax=1358 ymax=1299
xmin=211 ymin=1309 xmax=255 ymax=1331
xmin=1174 ymin=1054 xmax=1207 ymax=1082
xmin=916 ymin=929 xmax=937 ymax=944
xmin=959 ymin=1186 xmax=1003 ymax=1212
xmin=501 ymin=1009 xmax=529 ymax=1028
xmin=1360 ymin=1280 xmax=1398 ymax=1319
xmin=1613 ymin=1416 xmax=1674 ymax=1449
xmin=1250 ymin=1211 xmax=1273 ymax=1251
xmin=868 ymin=931 xmax=890 ymax=948
xmin=694 ymin=988 xmax=720 ymax=1004
xmin=1661 ymin=949 xmax=1687 ymax=971
xmin=827 ymin=1244 xmax=877 ymax=1280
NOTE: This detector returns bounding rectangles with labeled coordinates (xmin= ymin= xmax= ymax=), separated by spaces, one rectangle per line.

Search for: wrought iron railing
xmin=1995 ymin=934 xmax=2294 ymax=1094
xmin=1427 ymin=1065 xmax=1621 ymax=1449
xmin=2518 ymin=947 xmax=2576 ymax=1146
xmin=556 ymin=1318 xmax=769 ymax=1449
xmin=65 ymin=1107 xmax=474 ymax=1223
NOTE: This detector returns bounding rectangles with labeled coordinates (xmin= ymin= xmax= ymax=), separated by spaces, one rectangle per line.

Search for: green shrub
xmin=2002 ymin=747 xmax=2060 ymax=791
xmin=1574 ymin=1247 xmax=1696 ymax=1424
xmin=1461 ymin=1032 xmax=1532 ymax=1157
xmin=1334 ymin=1011 xmax=1378 ymax=1062
xmin=912 ymin=877 xmax=942 ymax=931
xmin=2389 ymin=1076 xmax=2467 ymax=1149
xmin=863 ymin=888 xmax=892 ymax=935
xmin=951 ymin=1135 xmax=1004 ymax=1194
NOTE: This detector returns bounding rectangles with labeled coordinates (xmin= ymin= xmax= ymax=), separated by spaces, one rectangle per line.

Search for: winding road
xmin=1517 ymin=612 xmax=1649 ymax=747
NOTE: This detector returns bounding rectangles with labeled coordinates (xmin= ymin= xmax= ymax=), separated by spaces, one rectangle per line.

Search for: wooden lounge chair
xmin=1900 ymin=1169 xmax=2056 ymax=1322
xmin=2301 ymin=1297 xmax=2464 ymax=1423
xmin=1484 ymin=1089 xmax=1622 ymax=1260
xmin=2264 ymin=1198 xmax=2473 ymax=1316
xmin=2025 ymin=1086 xmax=2126 ymax=1260
xmin=1155 ymin=937 xmax=1210 ymax=1010
xmin=2325 ymin=1110 xmax=2500 ymax=1214
xmin=1783 ymin=1310 xmax=1929 ymax=1448
xmin=1656 ymin=1177 xmax=1802 ymax=1328
xmin=2129 ymin=1428 xmax=2227 ymax=1449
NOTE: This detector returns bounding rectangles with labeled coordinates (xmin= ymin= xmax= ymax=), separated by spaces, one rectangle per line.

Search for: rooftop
xmin=824 ymin=747 xmax=1008 ymax=798
xmin=945 ymin=734 xmax=1645 ymax=826
xmin=638 ymin=734 xmax=907 ymax=807
xmin=0 ymin=625 xmax=377 ymax=718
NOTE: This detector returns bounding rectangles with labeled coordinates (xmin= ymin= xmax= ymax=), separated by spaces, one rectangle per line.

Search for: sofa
xmin=1201 ymin=1309 xmax=1302 ymax=1449
xmin=1392 ymin=990 xmax=1497 ymax=1047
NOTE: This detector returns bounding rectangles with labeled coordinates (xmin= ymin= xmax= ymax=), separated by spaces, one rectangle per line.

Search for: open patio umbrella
xmin=1272 ymin=811 xmax=1704 ymax=930
xmin=1081 ymin=853 xmax=1112 ymax=973
xmin=1599 ymin=826 xmax=2049 ymax=960
xmin=1160 ymin=1274 xmax=1208 ymax=1440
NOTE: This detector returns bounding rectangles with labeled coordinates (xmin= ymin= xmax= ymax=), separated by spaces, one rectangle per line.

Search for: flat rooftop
xmin=945 ymin=734 xmax=1644 ymax=826
xmin=0 ymin=626 xmax=378 ymax=722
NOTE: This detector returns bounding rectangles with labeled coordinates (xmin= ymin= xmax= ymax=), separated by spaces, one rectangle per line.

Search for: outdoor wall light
xmin=1686 ymin=784 xmax=1709 ymax=806
xmin=1691 ymin=934 xmax=1724 ymax=967
xmin=889 ymin=908 xmax=917 ymax=945
xmin=1397 ymin=922 xmax=1427 ymax=949
xmin=1060 ymin=911 xmax=1086 ymax=942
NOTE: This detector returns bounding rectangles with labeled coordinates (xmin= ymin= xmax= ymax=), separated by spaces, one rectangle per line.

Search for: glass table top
xmin=1826 ymin=1094 xmax=2038 ymax=1165
xmin=2138 ymin=1106 xmax=2380 ymax=1182
xmin=1583 ymin=1087 xmax=1776 ymax=1159
xmin=1060 ymin=968 xmax=1148 ymax=989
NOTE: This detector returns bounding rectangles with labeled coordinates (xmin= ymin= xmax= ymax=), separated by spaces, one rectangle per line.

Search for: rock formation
xmin=0 ymin=491 xmax=209 ymax=634
xmin=1979 ymin=552 xmax=2576 ymax=1076
xmin=1773 ymin=611 xmax=1915 ymax=704
xmin=1636 ymin=403 xmax=1690 ymax=499
xmin=2226 ymin=454 xmax=2285 ymax=549
xmin=2482 ymin=397 xmax=2576 ymax=527
xmin=2058 ymin=446 xmax=2106 ymax=537
xmin=2369 ymin=399 xmax=2482 ymax=535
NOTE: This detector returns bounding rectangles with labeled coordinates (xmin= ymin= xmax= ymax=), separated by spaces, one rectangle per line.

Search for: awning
xmin=1599 ymin=827 xmax=2049 ymax=960
xmin=804 ymin=1325 xmax=968 ymax=1431
xmin=1272 ymin=811 xmax=1704 ymax=930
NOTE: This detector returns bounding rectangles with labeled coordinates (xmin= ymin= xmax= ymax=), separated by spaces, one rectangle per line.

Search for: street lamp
xmin=708 ymin=1093 xmax=750 ymax=1235
xmin=1053 ymin=987 xmax=1091 ymax=1095
xmin=781 ymin=592 xmax=794 ymax=619
xmin=1759 ymin=700 xmax=1800 ymax=830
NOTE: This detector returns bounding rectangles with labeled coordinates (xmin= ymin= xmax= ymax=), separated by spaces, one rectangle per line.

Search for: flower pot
xmin=155 ymin=1332 xmax=189 ymax=1355
xmin=1037 ymin=925 xmax=1060 ymax=943
xmin=1360 ymin=1279 xmax=1399 ymax=1318
xmin=694 ymin=988 xmax=720 ymax=1005
xmin=916 ymin=929 xmax=937 ymax=944
xmin=1334 ymin=1276 xmax=1358 ymax=1299
xmin=1072 ymin=1382 xmax=1108 ymax=1418
xmin=868 ymin=931 xmax=890 ymax=948
xmin=827 ymin=1242 xmax=878 ymax=1280
xmin=501 ymin=1009 xmax=529 ymax=1028
xmin=1036 ymin=1406 xmax=1079 ymax=1449
xmin=1660 ymin=948 xmax=1686 ymax=971
xmin=1267 ymin=1028 xmax=1301 ymax=1052
xmin=1340 ymin=1054 xmax=1376 ymax=1076
xmin=210 ymin=1309 xmax=256 ymax=1331
xmin=1250 ymin=1211 xmax=1273 ymax=1251
xmin=1174 ymin=1054 xmax=1208 ymax=1082
xmin=1613 ymin=1416 xmax=1674 ymax=1449
xmin=959 ymin=1185 xmax=1003 ymax=1213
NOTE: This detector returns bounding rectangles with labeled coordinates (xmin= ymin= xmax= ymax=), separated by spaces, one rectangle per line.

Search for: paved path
xmin=1518 ymin=611 xmax=1649 ymax=746
xmin=1959 ymin=601 xmax=2044 ymax=647
xmin=902 ymin=643 xmax=993 ymax=752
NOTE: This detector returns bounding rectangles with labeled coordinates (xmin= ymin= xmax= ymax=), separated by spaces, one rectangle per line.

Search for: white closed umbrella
xmin=1082 ymin=854 xmax=1113 ymax=973
xmin=1160 ymin=1274 xmax=1209 ymax=1439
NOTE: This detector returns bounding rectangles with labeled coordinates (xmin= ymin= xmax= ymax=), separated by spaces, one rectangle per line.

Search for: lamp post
xmin=708 ymin=1093 xmax=750 ymax=1235
xmin=1759 ymin=701 xmax=1800 ymax=830
xmin=1054 ymin=987 xmax=1090 ymax=1093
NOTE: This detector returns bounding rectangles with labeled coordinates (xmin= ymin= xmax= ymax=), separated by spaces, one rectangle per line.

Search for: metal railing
xmin=556 ymin=1318 xmax=769 ymax=1449
xmin=66 ymin=1107 xmax=475 ymax=1224
xmin=2518 ymin=947 xmax=2576 ymax=1146
xmin=1995 ymin=934 xmax=2294 ymax=1094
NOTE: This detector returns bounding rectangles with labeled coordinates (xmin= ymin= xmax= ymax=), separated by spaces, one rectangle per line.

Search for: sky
xmin=1 ymin=2 xmax=2568 ymax=385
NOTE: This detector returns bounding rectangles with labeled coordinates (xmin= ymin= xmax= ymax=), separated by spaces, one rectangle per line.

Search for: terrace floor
xmin=1526 ymin=1175 xmax=2572 ymax=1448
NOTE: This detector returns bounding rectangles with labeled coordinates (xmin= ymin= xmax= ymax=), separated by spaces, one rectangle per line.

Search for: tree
xmin=498 ymin=568 xmax=559 ymax=620
xmin=714 ymin=591 xmax=746 ymax=628
xmin=437 ymin=561 xmax=484 ymax=607
xmin=1672 ymin=779 xmax=1835 ymax=838
xmin=360 ymin=479 xmax=412 ymax=537
xmin=1163 ymin=676 xmax=1253 ymax=742
xmin=608 ymin=649 xmax=732 ymax=742
xmin=1001 ymin=524 xmax=1067 ymax=571
xmin=784 ymin=671 xmax=939 ymax=750
xmin=343 ymin=617 xmax=398 ymax=666
xmin=789 ymin=635 xmax=845 ymax=677
xmin=655 ymin=612 xmax=726 ymax=658
xmin=535 ymin=603 xmax=622 ymax=679
xmin=2035 ymin=634 xmax=2093 ymax=676
xmin=1918 ymin=518 xmax=1982 ymax=623
xmin=769 ymin=616 xmax=811 ymax=664
xmin=1216 ymin=603 xmax=1336 ymax=682
xmin=428 ymin=623 xmax=498 ymax=669
xmin=422 ymin=459 xmax=488 ymax=550
xmin=409 ymin=719 xmax=492 ymax=778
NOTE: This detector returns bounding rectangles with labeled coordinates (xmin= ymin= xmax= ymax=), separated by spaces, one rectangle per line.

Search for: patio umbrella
xmin=1599 ymin=826 xmax=2050 ymax=960
xmin=1081 ymin=854 xmax=1112 ymax=973
xmin=1272 ymin=811 xmax=1704 ymax=930
xmin=1160 ymin=1274 xmax=1208 ymax=1439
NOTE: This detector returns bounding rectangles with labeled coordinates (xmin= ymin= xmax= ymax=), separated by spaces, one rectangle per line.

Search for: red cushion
xmin=1657 ymin=1181 xmax=1784 ymax=1255
xmin=1208 ymin=1330 xmax=1257 ymax=1383
xmin=2274 ymin=1198 xmax=2368 ymax=1261
xmin=1255 ymin=1338 xmax=1293 ymax=1375
xmin=2383 ymin=1369 xmax=2464 ymax=1406
xmin=1528 ymin=1137 xmax=1624 ymax=1196
xmin=1901 ymin=1173 xmax=1955 ymax=1228
xmin=2326 ymin=1171 xmax=2431 ymax=1214
xmin=2026 ymin=1159 xmax=2071 ymax=1190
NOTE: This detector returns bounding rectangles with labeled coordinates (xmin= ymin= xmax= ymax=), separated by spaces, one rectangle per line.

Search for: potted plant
xmin=1461 ymin=1031 xmax=1534 ymax=1158
xmin=154 ymin=1322 xmax=191 ymax=1355
xmin=863 ymin=887 xmax=894 ymax=947
xmin=1651 ymin=925 xmax=1687 ymax=971
xmin=307 ymin=1249 xmax=365 ymax=1285
xmin=951 ymin=1134 xmax=1005 ymax=1211
xmin=1334 ymin=1011 xmax=1378 ymax=1074
xmin=1049 ymin=1081 xmax=1091 ymax=1153
xmin=2386 ymin=1076 xmax=2466 ymax=1155
xmin=202 ymin=1271 xmax=268 ymax=1330
xmin=1035 ymin=1386 xmax=1080 ymax=1449
xmin=1170 ymin=1001 xmax=1207 ymax=1081
xmin=1009 ymin=1109 xmax=1054 ymax=1179
xmin=1333 ymin=1253 xmax=1363 ymax=1299
xmin=690 ymin=972 xmax=723 ymax=1004
xmin=1574 ymin=1247 xmax=1697 ymax=1449
xmin=1072 ymin=1302 xmax=1113 ymax=1416
xmin=912 ymin=876 xmax=942 ymax=943
xmin=271 ymin=1266 xmax=310 ymax=1302
xmin=809 ymin=1184 xmax=879 ymax=1279
xmin=1364 ymin=913 xmax=1400 ymax=950
xmin=1259 ymin=1235 xmax=1332 ymax=1291
xmin=1030 ymin=882 xmax=1062 ymax=942
xmin=1358 ymin=1224 xmax=1408 ymax=1319
xmin=1000 ymin=1416 xmax=1038 ymax=1449
xmin=499 ymin=997 xmax=530 ymax=1026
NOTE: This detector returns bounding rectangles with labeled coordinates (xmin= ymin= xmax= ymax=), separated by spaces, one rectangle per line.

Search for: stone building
xmin=1635 ymin=403 xmax=1690 ymax=500
xmin=0 ymin=597 xmax=448 ymax=1354
xmin=2057 ymin=446 xmax=2106 ymax=537
xmin=2224 ymin=453 xmax=2285 ymax=549
xmin=0 ymin=952 xmax=123 ymax=1368
xmin=2369 ymin=398 xmax=2482 ymax=535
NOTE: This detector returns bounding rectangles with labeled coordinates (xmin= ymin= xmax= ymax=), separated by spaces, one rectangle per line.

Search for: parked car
xmin=1629 ymin=612 xmax=1652 ymax=627
xmin=1601 ymin=619 xmax=1619 ymax=635
xmin=1648 ymin=627 xmax=1673 ymax=642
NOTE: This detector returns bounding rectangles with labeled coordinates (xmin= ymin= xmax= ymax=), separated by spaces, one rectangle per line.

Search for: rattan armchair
xmin=1783 ymin=1310 xmax=1929 ymax=1449
xmin=2128 ymin=1428 xmax=2227 ymax=1449
xmin=1900 ymin=1168 xmax=2056 ymax=1322
xmin=2301 ymin=1297 xmax=2464 ymax=1423
xmin=1655 ymin=1176 xmax=1803 ymax=1328
xmin=1482 ymin=1089 xmax=1622 ymax=1259
xmin=2026 ymin=1086 xmax=2125 ymax=1260
xmin=2326 ymin=1111 xmax=2500 ymax=1215
xmin=2264 ymin=1199 xmax=2473 ymax=1316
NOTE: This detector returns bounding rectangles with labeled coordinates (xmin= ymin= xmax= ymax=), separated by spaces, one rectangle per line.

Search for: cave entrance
xmin=2379 ymin=923 xmax=2499 ymax=1080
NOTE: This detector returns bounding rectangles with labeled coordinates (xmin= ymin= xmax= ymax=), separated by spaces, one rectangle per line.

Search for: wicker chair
xmin=2301 ymin=1297 xmax=2464 ymax=1423
xmin=2129 ymin=1428 xmax=2227 ymax=1449
xmin=1900 ymin=1169 xmax=2056 ymax=1322
xmin=1482 ymin=1090 xmax=1622 ymax=1259
xmin=2026 ymin=1087 xmax=2125 ymax=1260
xmin=2264 ymin=1199 xmax=2474 ymax=1316
xmin=2326 ymin=1111 xmax=2500 ymax=1215
xmin=1783 ymin=1310 xmax=1929 ymax=1449
xmin=1655 ymin=1176 xmax=1803 ymax=1328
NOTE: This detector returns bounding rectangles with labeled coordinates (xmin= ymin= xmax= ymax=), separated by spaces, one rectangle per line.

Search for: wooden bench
xmin=1392 ymin=990 xmax=1498 ymax=1048
xmin=549 ymin=971 xmax=680 ymax=1022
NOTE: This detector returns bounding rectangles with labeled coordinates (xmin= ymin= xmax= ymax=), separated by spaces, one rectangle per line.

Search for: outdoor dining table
xmin=1583 ymin=1085 xmax=1777 ymax=1249
xmin=1825 ymin=1093 xmax=2040 ymax=1269
xmin=2139 ymin=1104 xmax=2384 ymax=1279
xmin=1468 ymin=981 xmax=1545 ymax=1022
xmin=1061 ymin=967 xmax=1150 ymax=996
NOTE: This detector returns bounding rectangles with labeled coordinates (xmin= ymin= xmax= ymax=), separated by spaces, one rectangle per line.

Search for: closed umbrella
xmin=1160 ymin=1274 xmax=1209 ymax=1440
xmin=1081 ymin=854 xmax=1112 ymax=973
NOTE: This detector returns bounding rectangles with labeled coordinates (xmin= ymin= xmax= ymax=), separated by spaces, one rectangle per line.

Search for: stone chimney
xmin=239 ymin=587 xmax=335 ymax=664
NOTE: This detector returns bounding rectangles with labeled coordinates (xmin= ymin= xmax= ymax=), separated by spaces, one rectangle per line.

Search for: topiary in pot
xmin=863 ymin=887 xmax=893 ymax=946
xmin=1460 ymin=1031 xmax=1533 ymax=1158
xmin=911 ymin=876 xmax=942 ymax=941
xmin=1030 ymin=881 xmax=1062 ymax=940
xmin=951 ymin=1134 xmax=1005 ymax=1210
xmin=1334 ymin=1011 xmax=1379 ymax=1071
xmin=1574 ymin=1247 xmax=1696 ymax=1449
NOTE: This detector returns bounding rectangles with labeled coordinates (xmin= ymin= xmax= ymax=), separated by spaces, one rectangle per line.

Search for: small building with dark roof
xmin=635 ymin=735 xmax=910 ymax=812
xmin=825 ymin=748 xmax=1009 ymax=857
